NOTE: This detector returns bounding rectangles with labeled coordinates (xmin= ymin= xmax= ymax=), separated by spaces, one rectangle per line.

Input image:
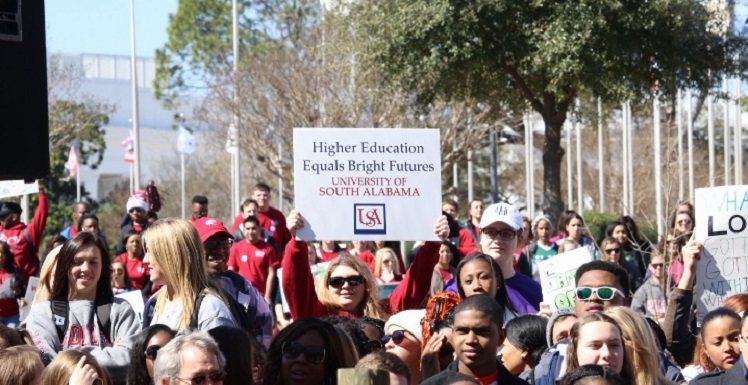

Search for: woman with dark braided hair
xmin=420 ymin=291 xmax=462 ymax=381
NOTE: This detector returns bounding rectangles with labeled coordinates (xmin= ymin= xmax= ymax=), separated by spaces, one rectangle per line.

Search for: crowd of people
xmin=0 ymin=180 xmax=741 ymax=385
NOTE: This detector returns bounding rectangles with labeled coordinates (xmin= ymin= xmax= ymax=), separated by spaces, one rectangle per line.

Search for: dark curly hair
xmin=126 ymin=324 xmax=176 ymax=385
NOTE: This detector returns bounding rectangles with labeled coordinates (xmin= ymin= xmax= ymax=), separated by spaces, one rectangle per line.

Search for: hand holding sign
xmin=434 ymin=215 xmax=449 ymax=241
xmin=287 ymin=210 xmax=305 ymax=236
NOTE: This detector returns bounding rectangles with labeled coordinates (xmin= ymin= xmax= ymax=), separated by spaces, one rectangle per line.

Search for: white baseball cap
xmin=479 ymin=202 xmax=523 ymax=230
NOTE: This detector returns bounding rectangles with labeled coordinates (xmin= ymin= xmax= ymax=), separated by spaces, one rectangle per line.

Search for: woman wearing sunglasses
xmin=25 ymin=232 xmax=140 ymax=384
xmin=126 ymin=324 xmax=176 ymax=385
xmin=141 ymin=219 xmax=238 ymax=331
xmin=383 ymin=309 xmax=426 ymax=385
xmin=264 ymin=317 xmax=358 ymax=385
xmin=110 ymin=261 xmax=135 ymax=296
xmin=281 ymin=210 xmax=448 ymax=320
xmin=599 ymin=237 xmax=640 ymax=292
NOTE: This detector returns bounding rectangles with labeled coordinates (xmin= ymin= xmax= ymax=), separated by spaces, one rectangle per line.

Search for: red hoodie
xmin=0 ymin=191 xmax=48 ymax=285
xmin=281 ymin=238 xmax=439 ymax=320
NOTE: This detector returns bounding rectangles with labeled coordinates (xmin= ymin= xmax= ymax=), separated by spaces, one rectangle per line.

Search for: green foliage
xmin=583 ymin=210 xmax=658 ymax=245
xmin=154 ymin=0 xmax=318 ymax=106
xmin=348 ymin=0 xmax=748 ymax=220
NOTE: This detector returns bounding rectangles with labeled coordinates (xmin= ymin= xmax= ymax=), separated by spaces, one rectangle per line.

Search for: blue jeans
xmin=0 ymin=314 xmax=20 ymax=328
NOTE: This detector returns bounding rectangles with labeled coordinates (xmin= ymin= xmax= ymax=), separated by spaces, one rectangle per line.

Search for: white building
xmin=58 ymin=53 xmax=189 ymax=200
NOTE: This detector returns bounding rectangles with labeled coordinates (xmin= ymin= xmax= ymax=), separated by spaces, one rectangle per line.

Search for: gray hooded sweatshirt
xmin=26 ymin=298 xmax=140 ymax=384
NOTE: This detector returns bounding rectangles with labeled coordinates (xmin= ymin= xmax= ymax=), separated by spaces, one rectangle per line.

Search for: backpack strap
xmin=50 ymin=300 xmax=69 ymax=343
xmin=96 ymin=300 xmax=112 ymax=342
xmin=189 ymin=292 xmax=207 ymax=330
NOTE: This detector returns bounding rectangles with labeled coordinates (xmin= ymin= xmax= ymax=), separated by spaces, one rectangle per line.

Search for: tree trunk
xmin=541 ymin=115 xmax=566 ymax=224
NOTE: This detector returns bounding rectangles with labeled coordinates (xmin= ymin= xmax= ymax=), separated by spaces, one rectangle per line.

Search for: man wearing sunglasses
xmin=193 ymin=216 xmax=274 ymax=349
xmin=154 ymin=331 xmax=227 ymax=385
xmin=423 ymin=294 xmax=529 ymax=385
xmin=530 ymin=261 xmax=630 ymax=384
xmin=631 ymin=253 xmax=668 ymax=324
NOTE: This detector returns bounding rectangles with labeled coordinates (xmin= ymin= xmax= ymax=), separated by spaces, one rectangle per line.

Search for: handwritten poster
xmin=293 ymin=128 xmax=442 ymax=241
xmin=695 ymin=186 xmax=748 ymax=324
xmin=538 ymin=247 xmax=594 ymax=311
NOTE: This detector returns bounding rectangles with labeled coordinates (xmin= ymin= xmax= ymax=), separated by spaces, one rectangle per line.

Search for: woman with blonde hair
xmin=605 ymin=306 xmax=677 ymax=385
xmin=0 ymin=345 xmax=44 ymax=385
xmin=32 ymin=244 xmax=63 ymax=304
xmin=142 ymin=218 xmax=237 ymax=331
xmin=374 ymin=247 xmax=402 ymax=284
xmin=41 ymin=350 xmax=111 ymax=385
xmin=566 ymin=312 xmax=636 ymax=385
xmin=282 ymin=210 xmax=448 ymax=321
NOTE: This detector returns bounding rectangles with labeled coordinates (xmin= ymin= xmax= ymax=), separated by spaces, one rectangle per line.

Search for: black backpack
xmin=189 ymin=286 xmax=258 ymax=337
xmin=50 ymin=299 xmax=112 ymax=343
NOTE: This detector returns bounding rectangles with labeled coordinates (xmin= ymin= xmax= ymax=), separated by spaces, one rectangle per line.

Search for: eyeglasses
xmin=145 ymin=345 xmax=162 ymax=360
xmin=480 ymin=228 xmax=517 ymax=241
xmin=204 ymin=239 xmax=233 ymax=250
xmin=651 ymin=263 xmax=664 ymax=269
xmin=172 ymin=371 xmax=226 ymax=385
xmin=363 ymin=339 xmax=385 ymax=353
xmin=328 ymin=275 xmax=365 ymax=289
xmin=604 ymin=248 xmax=621 ymax=254
xmin=382 ymin=330 xmax=410 ymax=346
xmin=282 ymin=341 xmax=326 ymax=364
xmin=576 ymin=286 xmax=625 ymax=301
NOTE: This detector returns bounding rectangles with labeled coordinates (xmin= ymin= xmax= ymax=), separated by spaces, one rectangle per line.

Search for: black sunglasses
xmin=604 ymin=247 xmax=621 ymax=254
xmin=328 ymin=275 xmax=365 ymax=289
xmin=382 ymin=330 xmax=410 ymax=345
xmin=363 ymin=339 xmax=385 ymax=353
xmin=145 ymin=345 xmax=162 ymax=360
xmin=204 ymin=239 xmax=233 ymax=250
xmin=173 ymin=371 xmax=226 ymax=385
xmin=282 ymin=341 xmax=326 ymax=364
xmin=129 ymin=207 xmax=145 ymax=214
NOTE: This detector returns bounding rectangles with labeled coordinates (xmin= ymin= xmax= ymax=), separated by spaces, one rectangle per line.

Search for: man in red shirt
xmin=230 ymin=183 xmax=290 ymax=255
xmin=228 ymin=216 xmax=279 ymax=305
xmin=458 ymin=199 xmax=484 ymax=257
xmin=0 ymin=182 xmax=48 ymax=285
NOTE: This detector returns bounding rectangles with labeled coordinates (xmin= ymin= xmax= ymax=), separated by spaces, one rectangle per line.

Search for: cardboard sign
xmin=293 ymin=128 xmax=442 ymax=241
xmin=538 ymin=247 xmax=594 ymax=311
xmin=695 ymin=186 xmax=748 ymax=324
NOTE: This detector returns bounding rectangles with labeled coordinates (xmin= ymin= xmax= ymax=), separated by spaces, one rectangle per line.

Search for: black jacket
xmin=422 ymin=358 xmax=530 ymax=385
xmin=691 ymin=360 xmax=748 ymax=385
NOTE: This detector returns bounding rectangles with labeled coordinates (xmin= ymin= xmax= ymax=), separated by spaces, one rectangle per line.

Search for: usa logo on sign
xmin=353 ymin=204 xmax=386 ymax=235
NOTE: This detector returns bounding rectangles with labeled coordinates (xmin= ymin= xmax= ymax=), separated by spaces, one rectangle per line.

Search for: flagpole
xmin=566 ymin=120 xmax=573 ymax=210
xmin=129 ymin=0 xmax=141 ymax=190
xmin=181 ymin=153 xmax=186 ymax=219
xmin=654 ymin=96 xmax=663 ymax=238
xmin=278 ymin=141 xmax=284 ymax=213
xmin=575 ymin=99 xmax=583 ymax=214
xmin=687 ymin=89 xmax=695 ymax=199
xmin=597 ymin=98 xmax=605 ymax=212
xmin=735 ymin=75 xmax=743 ymax=184
xmin=708 ymin=90 xmax=715 ymax=187
xmin=724 ymin=78 xmax=731 ymax=185
xmin=677 ymin=90 xmax=684 ymax=200
xmin=621 ymin=102 xmax=628 ymax=215
xmin=76 ymin=163 xmax=81 ymax=202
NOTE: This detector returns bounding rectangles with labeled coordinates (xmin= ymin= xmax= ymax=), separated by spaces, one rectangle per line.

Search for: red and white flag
xmin=122 ymin=131 xmax=135 ymax=163
xmin=64 ymin=143 xmax=79 ymax=178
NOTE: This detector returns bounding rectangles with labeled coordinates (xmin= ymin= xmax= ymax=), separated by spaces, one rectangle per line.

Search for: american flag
xmin=121 ymin=131 xmax=135 ymax=163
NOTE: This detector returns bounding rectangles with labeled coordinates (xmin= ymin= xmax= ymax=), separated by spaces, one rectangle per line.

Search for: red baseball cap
xmin=192 ymin=217 xmax=233 ymax=242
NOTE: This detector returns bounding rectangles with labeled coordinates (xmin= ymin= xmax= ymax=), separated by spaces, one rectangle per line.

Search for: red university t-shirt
xmin=227 ymin=239 xmax=279 ymax=297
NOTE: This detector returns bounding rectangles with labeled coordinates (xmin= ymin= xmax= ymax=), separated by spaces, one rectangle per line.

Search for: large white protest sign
xmin=538 ymin=247 xmax=594 ymax=311
xmin=0 ymin=180 xmax=38 ymax=199
xmin=695 ymin=186 xmax=748 ymax=324
xmin=293 ymin=128 xmax=441 ymax=241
